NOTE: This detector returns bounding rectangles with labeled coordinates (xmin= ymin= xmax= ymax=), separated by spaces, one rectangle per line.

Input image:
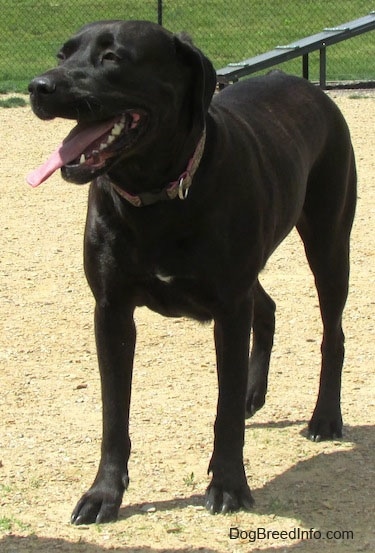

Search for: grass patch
xmin=0 ymin=515 xmax=31 ymax=532
xmin=1 ymin=1 xmax=374 ymax=91
xmin=348 ymin=94 xmax=371 ymax=99
xmin=183 ymin=471 xmax=197 ymax=489
xmin=0 ymin=81 xmax=30 ymax=94
xmin=0 ymin=96 xmax=28 ymax=108
xmin=0 ymin=517 xmax=13 ymax=531
xmin=267 ymin=496 xmax=291 ymax=515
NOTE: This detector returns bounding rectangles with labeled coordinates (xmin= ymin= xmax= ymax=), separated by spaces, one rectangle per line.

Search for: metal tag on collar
xmin=178 ymin=172 xmax=190 ymax=200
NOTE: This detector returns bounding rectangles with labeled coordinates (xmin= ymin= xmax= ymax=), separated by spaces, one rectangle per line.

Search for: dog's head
xmin=27 ymin=20 xmax=216 ymax=186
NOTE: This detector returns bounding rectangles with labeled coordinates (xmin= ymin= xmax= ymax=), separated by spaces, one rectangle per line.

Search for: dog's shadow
xmin=250 ymin=423 xmax=373 ymax=520
xmin=119 ymin=423 xmax=374 ymax=547
xmin=0 ymin=536 xmax=216 ymax=553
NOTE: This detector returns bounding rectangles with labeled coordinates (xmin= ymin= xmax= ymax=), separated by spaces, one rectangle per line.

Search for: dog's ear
xmin=174 ymin=33 xmax=216 ymax=129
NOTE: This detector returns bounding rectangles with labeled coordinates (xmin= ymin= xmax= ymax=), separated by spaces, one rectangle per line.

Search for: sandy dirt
xmin=0 ymin=90 xmax=374 ymax=553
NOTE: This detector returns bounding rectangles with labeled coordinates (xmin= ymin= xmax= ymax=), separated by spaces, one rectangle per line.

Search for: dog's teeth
xmin=107 ymin=135 xmax=116 ymax=144
xmin=111 ymin=122 xmax=123 ymax=136
xmin=79 ymin=154 xmax=86 ymax=165
xmin=99 ymin=142 xmax=107 ymax=151
xmin=92 ymin=150 xmax=100 ymax=162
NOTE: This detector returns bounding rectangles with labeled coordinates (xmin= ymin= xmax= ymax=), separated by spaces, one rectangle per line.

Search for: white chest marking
xmin=155 ymin=272 xmax=175 ymax=284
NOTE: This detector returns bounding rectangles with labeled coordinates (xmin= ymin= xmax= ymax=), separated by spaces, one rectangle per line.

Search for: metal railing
xmin=217 ymin=12 xmax=375 ymax=88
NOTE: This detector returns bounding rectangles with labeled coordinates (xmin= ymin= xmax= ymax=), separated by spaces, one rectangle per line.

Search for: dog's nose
xmin=28 ymin=76 xmax=56 ymax=95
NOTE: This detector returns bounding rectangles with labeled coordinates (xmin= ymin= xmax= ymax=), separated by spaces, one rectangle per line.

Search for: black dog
xmin=28 ymin=20 xmax=356 ymax=524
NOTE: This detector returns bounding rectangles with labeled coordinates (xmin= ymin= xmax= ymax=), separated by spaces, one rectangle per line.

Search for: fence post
xmin=319 ymin=47 xmax=327 ymax=88
xmin=302 ymin=53 xmax=309 ymax=80
xmin=158 ymin=0 xmax=163 ymax=25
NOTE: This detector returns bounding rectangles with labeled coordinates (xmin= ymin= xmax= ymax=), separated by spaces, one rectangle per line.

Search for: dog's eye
xmin=101 ymin=52 xmax=120 ymax=64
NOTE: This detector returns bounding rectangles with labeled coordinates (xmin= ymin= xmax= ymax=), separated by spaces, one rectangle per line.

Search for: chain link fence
xmin=1 ymin=1 xmax=374 ymax=91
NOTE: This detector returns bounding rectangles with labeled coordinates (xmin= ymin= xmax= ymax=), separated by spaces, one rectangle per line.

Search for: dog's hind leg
xmin=297 ymin=145 xmax=356 ymax=441
xmin=245 ymin=280 xmax=276 ymax=418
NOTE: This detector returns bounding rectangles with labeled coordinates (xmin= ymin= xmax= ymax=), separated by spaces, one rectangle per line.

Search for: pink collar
xmin=111 ymin=129 xmax=206 ymax=207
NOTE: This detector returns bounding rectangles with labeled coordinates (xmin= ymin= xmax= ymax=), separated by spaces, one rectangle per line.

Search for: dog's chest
xmin=130 ymin=245 xmax=216 ymax=321
xmin=129 ymin=222 xmax=204 ymax=283
xmin=135 ymin=266 xmax=214 ymax=321
xmin=109 ymin=210 xmax=223 ymax=320
xmin=154 ymin=272 xmax=175 ymax=284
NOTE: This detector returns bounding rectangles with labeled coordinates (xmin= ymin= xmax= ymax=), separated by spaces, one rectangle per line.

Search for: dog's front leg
xmin=206 ymin=298 xmax=254 ymax=513
xmin=71 ymin=302 xmax=136 ymax=525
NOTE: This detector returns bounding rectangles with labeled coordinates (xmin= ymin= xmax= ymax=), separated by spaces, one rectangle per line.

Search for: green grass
xmin=183 ymin=471 xmax=197 ymax=489
xmin=0 ymin=96 xmax=28 ymax=108
xmin=0 ymin=517 xmax=12 ymax=532
xmin=0 ymin=1 xmax=373 ymax=91
xmin=0 ymin=515 xmax=31 ymax=532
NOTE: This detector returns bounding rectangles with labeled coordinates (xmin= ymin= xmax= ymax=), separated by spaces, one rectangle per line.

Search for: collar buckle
xmin=111 ymin=128 xmax=206 ymax=207
xmin=178 ymin=172 xmax=191 ymax=200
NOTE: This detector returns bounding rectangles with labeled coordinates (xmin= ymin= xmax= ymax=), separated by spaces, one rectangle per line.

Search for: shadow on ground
xmin=1 ymin=424 xmax=372 ymax=552
xmin=0 ymin=536 xmax=218 ymax=553
xmin=122 ymin=422 xmax=374 ymax=551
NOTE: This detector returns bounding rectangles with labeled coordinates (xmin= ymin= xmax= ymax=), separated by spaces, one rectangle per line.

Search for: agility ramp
xmin=217 ymin=12 xmax=375 ymax=88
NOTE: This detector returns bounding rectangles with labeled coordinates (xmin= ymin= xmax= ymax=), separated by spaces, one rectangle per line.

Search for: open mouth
xmin=27 ymin=109 xmax=147 ymax=187
xmin=63 ymin=110 xmax=145 ymax=178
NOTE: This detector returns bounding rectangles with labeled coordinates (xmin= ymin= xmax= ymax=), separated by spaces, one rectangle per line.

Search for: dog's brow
xmin=97 ymin=32 xmax=115 ymax=48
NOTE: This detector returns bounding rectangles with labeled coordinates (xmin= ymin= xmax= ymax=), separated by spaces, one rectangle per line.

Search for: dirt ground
xmin=0 ymin=90 xmax=374 ymax=553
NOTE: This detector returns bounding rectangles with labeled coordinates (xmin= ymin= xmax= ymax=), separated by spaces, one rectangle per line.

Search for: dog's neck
xmin=103 ymin=128 xmax=206 ymax=207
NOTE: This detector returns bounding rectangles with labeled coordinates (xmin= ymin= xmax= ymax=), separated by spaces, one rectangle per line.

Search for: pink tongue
xmin=26 ymin=118 xmax=118 ymax=187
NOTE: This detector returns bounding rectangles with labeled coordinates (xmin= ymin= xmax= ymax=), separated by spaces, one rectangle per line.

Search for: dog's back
xmin=212 ymin=72 xmax=351 ymax=168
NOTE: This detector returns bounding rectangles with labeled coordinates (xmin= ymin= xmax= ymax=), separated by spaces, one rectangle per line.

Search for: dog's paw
xmin=308 ymin=409 xmax=343 ymax=442
xmin=205 ymin=482 xmax=254 ymax=514
xmin=245 ymin=385 xmax=266 ymax=418
xmin=71 ymin=480 xmax=126 ymax=524
xmin=71 ymin=492 xmax=121 ymax=525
